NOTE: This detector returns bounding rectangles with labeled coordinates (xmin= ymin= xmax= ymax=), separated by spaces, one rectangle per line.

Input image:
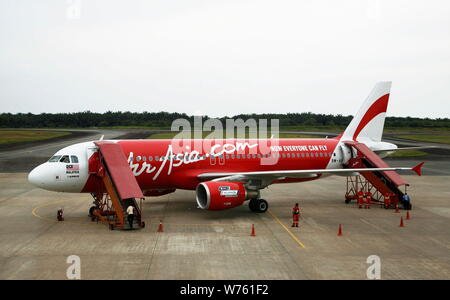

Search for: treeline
xmin=0 ymin=111 xmax=449 ymax=129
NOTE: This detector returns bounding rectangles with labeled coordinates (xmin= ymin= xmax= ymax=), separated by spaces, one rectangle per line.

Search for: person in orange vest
xmin=292 ymin=203 xmax=300 ymax=227
xmin=357 ymin=190 xmax=364 ymax=209
xmin=384 ymin=192 xmax=391 ymax=209
xmin=365 ymin=191 xmax=372 ymax=209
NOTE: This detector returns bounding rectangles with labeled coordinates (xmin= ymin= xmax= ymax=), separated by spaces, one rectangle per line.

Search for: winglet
xmin=412 ymin=162 xmax=425 ymax=176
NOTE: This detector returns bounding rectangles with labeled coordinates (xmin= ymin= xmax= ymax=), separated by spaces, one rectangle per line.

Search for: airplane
xmin=28 ymin=82 xmax=424 ymax=214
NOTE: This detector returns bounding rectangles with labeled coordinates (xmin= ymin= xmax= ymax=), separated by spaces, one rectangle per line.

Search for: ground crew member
xmin=57 ymin=208 xmax=64 ymax=221
xmin=292 ymin=203 xmax=300 ymax=227
xmin=384 ymin=192 xmax=391 ymax=209
xmin=127 ymin=205 xmax=135 ymax=229
xmin=402 ymin=193 xmax=411 ymax=210
xmin=365 ymin=191 xmax=372 ymax=209
xmin=357 ymin=190 xmax=364 ymax=209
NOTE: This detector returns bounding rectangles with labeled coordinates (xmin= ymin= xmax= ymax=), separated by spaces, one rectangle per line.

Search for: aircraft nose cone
xmin=28 ymin=165 xmax=46 ymax=188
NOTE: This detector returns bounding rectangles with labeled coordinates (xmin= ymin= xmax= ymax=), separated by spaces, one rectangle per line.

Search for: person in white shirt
xmin=126 ymin=205 xmax=135 ymax=229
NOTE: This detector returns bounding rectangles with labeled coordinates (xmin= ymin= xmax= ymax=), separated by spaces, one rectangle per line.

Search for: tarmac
xmin=0 ymin=129 xmax=449 ymax=280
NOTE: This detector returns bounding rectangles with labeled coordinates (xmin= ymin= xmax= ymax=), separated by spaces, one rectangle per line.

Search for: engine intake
xmin=196 ymin=181 xmax=253 ymax=210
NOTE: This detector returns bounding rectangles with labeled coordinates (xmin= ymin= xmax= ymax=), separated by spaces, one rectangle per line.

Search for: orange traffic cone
xmin=337 ymin=224 xmax=343 ymax=236
xmin=250 ymin=224 xmax=256 ymax=236
xmin=157 ymin=220 xmax=164 ymax=232
xmin=400 ymin=216 xmax=405 ymax=227
xmin=406 ymin=211 xmax=411 ymax=220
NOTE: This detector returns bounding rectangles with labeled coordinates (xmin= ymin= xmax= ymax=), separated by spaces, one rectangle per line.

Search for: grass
xmin=147 ymin=131 xmax=322 ymax=139
xmin=280 ymin=125 xmax=344 ymax=132
xmin=393 ymin=135 xmax=450 ymax=145
xmin=0 ymin=130 xmax=71 ymax=145
xmin=385 ymin=127 xmax=450 ymax=134
xmin=97 ymin=126 xmax=172 ymax=130
xmin=388 ymin=149 xmax=428 ymax=158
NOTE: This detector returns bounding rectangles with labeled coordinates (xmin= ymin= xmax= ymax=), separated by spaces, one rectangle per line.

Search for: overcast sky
xmin=0 ymin=0 xmax=449 ymax=118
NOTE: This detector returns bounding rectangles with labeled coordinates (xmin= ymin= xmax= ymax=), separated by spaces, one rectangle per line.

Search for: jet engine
xmin=196 ymin=181 xmax=257 ymax=210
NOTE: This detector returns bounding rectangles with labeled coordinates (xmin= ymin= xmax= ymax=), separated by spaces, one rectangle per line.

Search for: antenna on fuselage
xmin=99 ymin=135 xmax=104 ymax=141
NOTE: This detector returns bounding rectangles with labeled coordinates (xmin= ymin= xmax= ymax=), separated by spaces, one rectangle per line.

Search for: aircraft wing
xmin=197 ymin=163 xmax=424 ymax=183
xmin=374 ymin=146 xmax=436 ymax=157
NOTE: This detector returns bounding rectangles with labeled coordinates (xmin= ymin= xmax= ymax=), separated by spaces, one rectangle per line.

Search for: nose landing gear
xmin=249 ymin=198 xmax=268 ymax=213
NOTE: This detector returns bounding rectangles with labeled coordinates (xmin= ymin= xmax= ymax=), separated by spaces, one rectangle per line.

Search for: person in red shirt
xmin=384 ymin=192 xmax=391 ymax=209
xmin=292 ymin=203 xmax=300 ymax=227
xmin=357 ymin=190 xmax=364 ymax=209
xmin=365 ymin=191 xmax=372 ymax=209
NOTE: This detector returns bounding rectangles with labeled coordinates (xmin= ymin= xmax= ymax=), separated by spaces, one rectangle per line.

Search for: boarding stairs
xmin=343 ymin=141 xmax=409 ymax=209
xmin=90 ymin=141 xmax=145 ymax=230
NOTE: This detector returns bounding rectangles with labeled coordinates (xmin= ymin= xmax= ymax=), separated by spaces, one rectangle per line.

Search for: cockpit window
xmin=59 ymin=155 xmax=70 ymax=163
xmin=48 ymin=155 xmax=62 ymax=162
xmin=71 ymin=155 xmax=79 ymax=163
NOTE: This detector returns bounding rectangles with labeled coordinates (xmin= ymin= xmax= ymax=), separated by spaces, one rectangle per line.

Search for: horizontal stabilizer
xmin=412 ymin=162 xmax=425 ymax=176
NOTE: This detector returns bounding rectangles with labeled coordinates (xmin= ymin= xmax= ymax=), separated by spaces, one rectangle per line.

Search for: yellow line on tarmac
xmin=32 ymin=200 xmax=96 ymax=226
xmin=267 ymin=209 xmax=306 ymax=249
xmin=32 ymin=200 xmax=67 ymax=221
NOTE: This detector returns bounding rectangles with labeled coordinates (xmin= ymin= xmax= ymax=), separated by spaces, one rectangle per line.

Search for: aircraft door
xmin=87 ymin=146 xmax=100 ymax=174
xmin=209 ymin=154 xmax=217 ymax=165
xmin=218 ymin=154 xmax=225 ymax=165
xmin=338 ymin=143 xmax=353 ymax=165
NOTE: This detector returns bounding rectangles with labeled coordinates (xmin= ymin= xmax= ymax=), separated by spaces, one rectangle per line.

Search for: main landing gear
xmin=249 ymin=198 xmax=268 ymax=213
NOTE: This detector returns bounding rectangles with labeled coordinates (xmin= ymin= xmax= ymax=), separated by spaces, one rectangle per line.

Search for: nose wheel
xmin=249 ymin=199 xmax=268 ymax=213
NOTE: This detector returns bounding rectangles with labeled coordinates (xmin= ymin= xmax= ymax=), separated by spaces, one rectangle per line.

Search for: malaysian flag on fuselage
xmin=66 ymin=164 xmax=79 ymax=171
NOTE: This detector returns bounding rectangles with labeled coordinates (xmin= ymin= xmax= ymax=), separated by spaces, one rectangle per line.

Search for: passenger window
xmin=60 ymin=155 xmax=70 ymax=163
xmin=71 ymin=156 xmax=79 ymax=163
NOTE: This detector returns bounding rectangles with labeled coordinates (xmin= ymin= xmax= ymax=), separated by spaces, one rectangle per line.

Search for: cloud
xmin=0 ymin=0 xmax=449 ymax=118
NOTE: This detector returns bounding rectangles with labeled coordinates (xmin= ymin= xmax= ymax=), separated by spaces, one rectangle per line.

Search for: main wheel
xmin=89 ymin=206 xmax=96 ymax=217
xmin=255 ymin=199 xmax=268 ymax=213
xmin=249 ymin=199 xmax=258 ymax=212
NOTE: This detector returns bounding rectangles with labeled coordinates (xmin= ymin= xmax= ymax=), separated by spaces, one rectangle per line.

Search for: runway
xmin=0 ymin=173 xmax=449 ymax=279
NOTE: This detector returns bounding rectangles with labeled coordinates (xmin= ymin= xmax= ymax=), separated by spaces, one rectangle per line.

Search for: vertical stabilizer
xmin=341 ymin=82 xmax=391 ymax=142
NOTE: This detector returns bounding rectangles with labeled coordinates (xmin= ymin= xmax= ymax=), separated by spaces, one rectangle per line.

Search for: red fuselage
xmin=82 ymin=138 xmax=340 ymax=193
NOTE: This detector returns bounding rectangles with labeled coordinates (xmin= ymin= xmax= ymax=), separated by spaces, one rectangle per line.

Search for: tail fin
xmin=341 ymin=82 xmax=392 ymax=142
